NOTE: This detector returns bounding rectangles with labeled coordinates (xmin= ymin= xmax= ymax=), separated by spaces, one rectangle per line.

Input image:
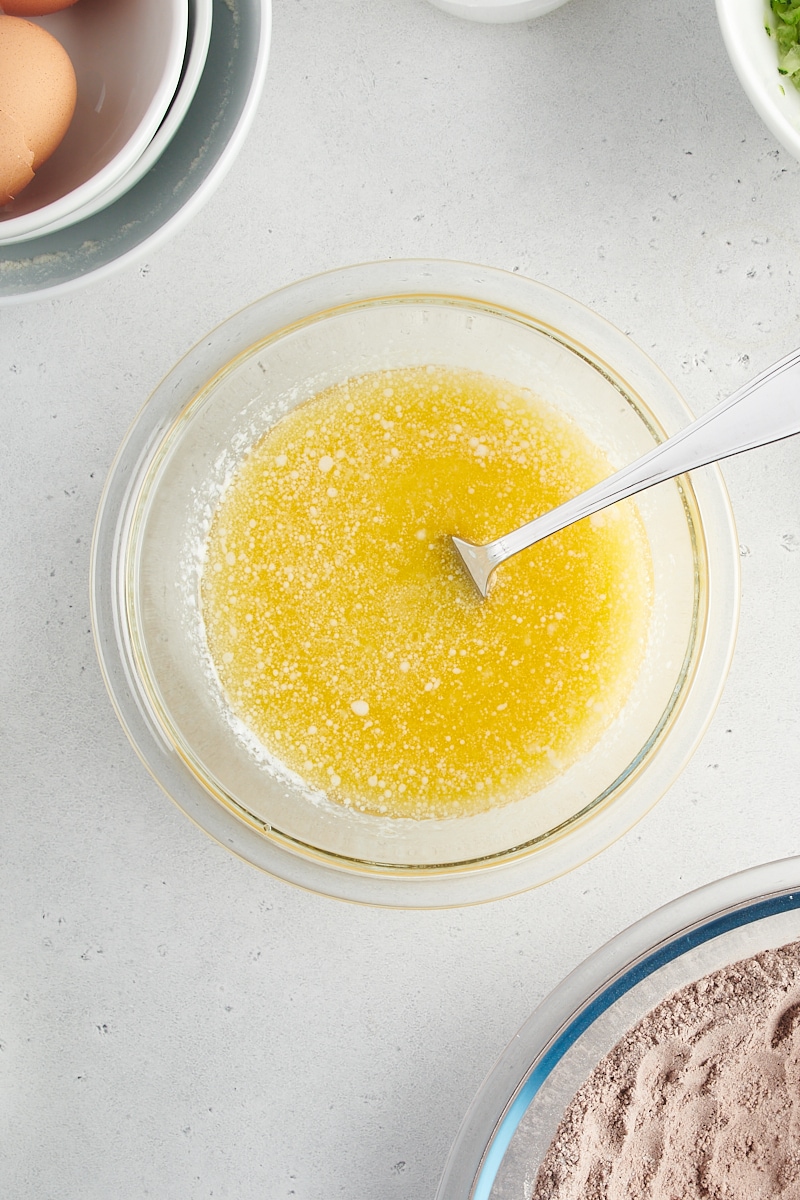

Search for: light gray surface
xmin=1 ymin=1 xmax=799 ymax=1198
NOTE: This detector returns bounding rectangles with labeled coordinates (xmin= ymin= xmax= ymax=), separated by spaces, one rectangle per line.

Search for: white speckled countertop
xmin=2 ymin=1 xmax=799 ymax=1197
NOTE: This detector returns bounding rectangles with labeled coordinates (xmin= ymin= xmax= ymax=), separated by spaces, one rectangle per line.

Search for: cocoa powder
xmin=532 ymin=940 xmax=800 ymax=1199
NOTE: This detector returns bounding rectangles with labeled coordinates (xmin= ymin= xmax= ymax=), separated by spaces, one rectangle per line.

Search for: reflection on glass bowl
xmin=91 ymin=260 xmax=739 ymax=907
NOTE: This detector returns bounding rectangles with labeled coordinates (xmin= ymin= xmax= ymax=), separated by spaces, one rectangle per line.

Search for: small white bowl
xmin=2 ymin=0 xmax=212 ymax=243
xmin=426 ymin=0 xmax=572 ymax=22
xmin=0 ymin=0 xmax=188 ymax=244
xmin=717 ymin=0 xmax=800 ymax=161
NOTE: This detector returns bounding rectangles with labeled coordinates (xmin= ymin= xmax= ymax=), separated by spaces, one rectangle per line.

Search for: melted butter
xmin=201 ymin=366 xmax=652 ymax=819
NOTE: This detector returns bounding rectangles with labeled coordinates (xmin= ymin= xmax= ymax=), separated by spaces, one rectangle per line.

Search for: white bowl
xmin=0 ymin=0 xmax=188 ymax=244
xmin=0 ymin=0 xmax=270 ymax=301
xmin=717 ymin=0 xmax=800 ymax=161
xmin=426 ymin=0 xmax=573 ymax=21
xmin=1 ymin=0 xmax=212 ymax=243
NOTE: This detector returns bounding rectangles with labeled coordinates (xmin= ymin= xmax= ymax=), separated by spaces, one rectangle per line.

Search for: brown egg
xmin=0 ymin=15 xmax=76 ymax=203
xmin=0 ymin=2 xmax=79 ymax=14
xmin=0 ymin=109 xmax=34 ymax=204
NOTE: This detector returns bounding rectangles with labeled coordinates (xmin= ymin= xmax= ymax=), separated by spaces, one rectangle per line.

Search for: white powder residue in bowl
xmin=532 ymin=940 xmax=800 ymax=1199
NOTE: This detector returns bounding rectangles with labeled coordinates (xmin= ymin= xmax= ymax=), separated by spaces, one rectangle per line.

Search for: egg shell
xmin=0 ymin=2 xmax=79 ymax=14
xmin=0 ymin=15 xmax=77 ymax=176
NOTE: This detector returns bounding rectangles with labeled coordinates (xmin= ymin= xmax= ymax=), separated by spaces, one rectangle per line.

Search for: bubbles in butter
xmin=201 ymin=366 xmax=653 ymax=820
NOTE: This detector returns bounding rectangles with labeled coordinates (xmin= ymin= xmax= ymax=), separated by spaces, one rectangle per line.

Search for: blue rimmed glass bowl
xmin=436 ymin=857 xmax=800 ymax=1198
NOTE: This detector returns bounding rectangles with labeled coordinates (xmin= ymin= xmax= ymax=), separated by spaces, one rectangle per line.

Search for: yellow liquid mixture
xmin=201 ymin=366 xmax=652 ymax=819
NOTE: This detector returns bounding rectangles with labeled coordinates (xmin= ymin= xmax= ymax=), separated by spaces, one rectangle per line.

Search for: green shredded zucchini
xmin=770 ymin=1 xmax=800 ymax=89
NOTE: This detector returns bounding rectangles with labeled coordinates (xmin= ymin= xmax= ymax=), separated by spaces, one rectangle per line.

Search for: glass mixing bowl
xmin=90 ymin=260 xmax=739 ymax=906
xmin=435 ymin=856 xmax=800 ymax=1199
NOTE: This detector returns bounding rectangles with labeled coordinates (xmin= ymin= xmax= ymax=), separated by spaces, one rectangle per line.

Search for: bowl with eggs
xmin=0 ymin=0 xmax=188 ymax=242
xmin=0 ymin=0 xmax=270 ymax=299
xmin=0 ymin=0 xmax=214 ymax=243
xmin=91 ymin=260 xmax=739 ymax=907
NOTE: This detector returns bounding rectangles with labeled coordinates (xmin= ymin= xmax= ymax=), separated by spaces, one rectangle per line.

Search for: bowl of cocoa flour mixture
xmin=436 ymin=857 xmax=800 ymax=1200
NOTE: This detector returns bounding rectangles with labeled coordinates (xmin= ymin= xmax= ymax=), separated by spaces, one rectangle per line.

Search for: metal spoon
xmin=452 ymin=345 xmax=800 ymax=597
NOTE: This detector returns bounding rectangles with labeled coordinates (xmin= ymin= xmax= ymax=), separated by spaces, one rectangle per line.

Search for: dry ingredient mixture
xmin=532 ymin=940 xmax=800 ymax=1200
xmin=201 ymin=365 xmax=651 ymax=819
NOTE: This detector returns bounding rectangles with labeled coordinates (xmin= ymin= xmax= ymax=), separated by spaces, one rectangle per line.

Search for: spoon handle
xmin=486 ymin=343 xmax=800 ymax=569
